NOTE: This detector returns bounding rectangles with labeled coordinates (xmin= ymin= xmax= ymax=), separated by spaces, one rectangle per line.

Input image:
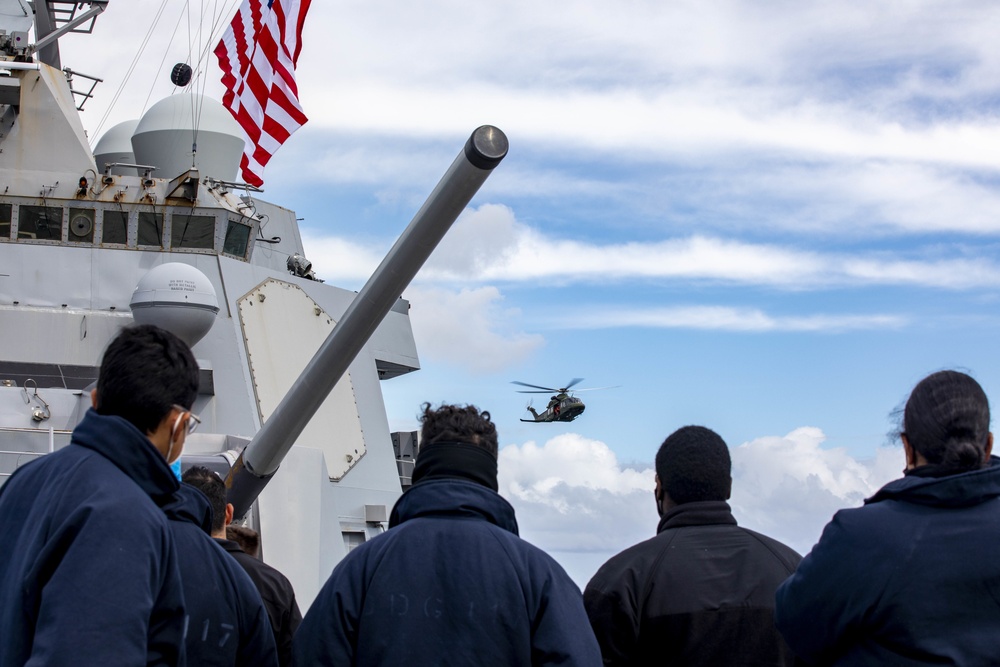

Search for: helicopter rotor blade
xmin=570 ymin=385 xmax=620 ymax=393
xmin=515 ymin=389 xmax=556 ymax=394
xmin=512 ymin=381 xmax=560 ymax=392
xmin=564 ymin=378 xmax=585 ymax=391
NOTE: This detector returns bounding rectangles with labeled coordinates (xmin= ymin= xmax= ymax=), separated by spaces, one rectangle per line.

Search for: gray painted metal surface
xmin=0 ymin=4 xmax=505 ymax=610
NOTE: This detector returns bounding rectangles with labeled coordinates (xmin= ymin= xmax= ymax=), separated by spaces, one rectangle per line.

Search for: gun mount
xmin=226 ymin=125 xmax=508 ymax=518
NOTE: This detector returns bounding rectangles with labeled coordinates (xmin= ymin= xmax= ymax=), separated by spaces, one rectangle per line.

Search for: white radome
xmin=130 ymin=263 xmax=220 ymax=347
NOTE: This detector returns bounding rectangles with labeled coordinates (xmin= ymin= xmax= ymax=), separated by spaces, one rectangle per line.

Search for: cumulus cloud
xmin=404 ymin=286 xmax=544 ymax=373
xmin=498 ymin=428 xmax=901 ymax=586
xmin=499 ymin=434 xmax=656 ymax=555
xmin=730 ymin=428 xmax=901 ymax=554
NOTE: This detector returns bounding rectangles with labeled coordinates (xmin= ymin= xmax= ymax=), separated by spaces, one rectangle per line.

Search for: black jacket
xmin=776 ymin=457 xmax=1000 ymax=666
xmin=584 ymin=501 xmax=801 ymax=666
xmin=163 ymin=485 xmax=278 ymax=666
xmin=0 ymin=409 xmax=186 ymax=666
xmin=216 ymin=538 xmax=301 ymax=667
xmin=293 ymin=478 xmax=602 ymax=666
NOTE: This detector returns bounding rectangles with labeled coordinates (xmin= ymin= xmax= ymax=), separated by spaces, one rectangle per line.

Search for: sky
xmin=60 ymin=0 xmax=1000 ymax=586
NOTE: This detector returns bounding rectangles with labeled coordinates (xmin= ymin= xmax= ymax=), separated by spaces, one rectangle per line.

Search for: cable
xmin=93 ymin=0 xmax=171 ymax=142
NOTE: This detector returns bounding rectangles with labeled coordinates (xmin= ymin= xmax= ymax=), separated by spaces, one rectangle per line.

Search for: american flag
xmin=215 ymin=0 xmax=312 ymax=187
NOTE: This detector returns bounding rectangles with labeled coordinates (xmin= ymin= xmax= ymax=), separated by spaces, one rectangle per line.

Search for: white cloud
xmin=298 ymin=231 xmax=383 ymax=285
xmin=303 ymin=203 xmax=1000 ymax=292
xmin=555 ymin=306 xmax=906 ymax=333
xmin=404 ymin=286 xmax=544 ymax=373
xmin=498 ymin=428 xmax=901 ymax=587
xmin=73 ymin=3 xmax=1000 ymax=171
xmin=730 ymin=428 xmax=901 ymax=554
xmin=499 ymin=434 xmax=657 ymax=559
xmin=425 ymin=204 xmax=521 ymax=277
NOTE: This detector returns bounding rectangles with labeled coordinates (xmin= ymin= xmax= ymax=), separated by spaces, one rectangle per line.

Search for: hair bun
xmin=941 ymin=440 xmax=983 ymax=470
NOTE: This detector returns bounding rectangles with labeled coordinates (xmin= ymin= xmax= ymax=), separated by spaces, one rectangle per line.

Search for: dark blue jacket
xmin=0 ymin=409 xmax=187 ymax=666
xmin=163 ymin=484 xmax=278 ymax=667
xmin=775 ymin=457 xmax=1000 ymax=666
xmin=294 ymin=478 xmax=602 ymax=666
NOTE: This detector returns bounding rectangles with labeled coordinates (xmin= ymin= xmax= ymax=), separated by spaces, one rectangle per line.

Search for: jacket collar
xmin=215 ymin=538 xmax=246 ymax=555
xmin=71 ymin=408 xmax=179 ymax=506
xmin=389 ymin=477 xmax=519 ymax=536
xmin=866 ymin=455 xmax=1000 ymax=509
xmin=657 ymin=500 xmax=738 ymax=534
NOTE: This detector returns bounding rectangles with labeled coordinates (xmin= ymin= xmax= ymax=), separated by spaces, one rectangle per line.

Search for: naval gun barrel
xmin=226 ymin=126 xmax=508 ymax=518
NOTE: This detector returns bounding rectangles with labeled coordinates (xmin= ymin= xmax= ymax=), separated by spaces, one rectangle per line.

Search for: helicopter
xmin=512 ymin=379 xmax=616 ymax=423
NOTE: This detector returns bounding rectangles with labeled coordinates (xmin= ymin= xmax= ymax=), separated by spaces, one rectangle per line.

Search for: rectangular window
xmin=0 ymin=203 xmax=11 ymax=240
xmin=223 ymin=219 xmax=251 ymax=257
xmin=172 ymin=214 xmax=215 ymax=250
xmin=102 ymin=209 xmax=129 ymax=245
xmin=68 ymin=208 xmax=95 ymax=244
xmin=137 ymin=212 xmax=163 ymax=246
xmin=18 ymin=206 xmax=62 ymax=241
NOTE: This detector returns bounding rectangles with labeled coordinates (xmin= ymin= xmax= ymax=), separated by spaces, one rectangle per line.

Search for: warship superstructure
xmin=0 ymin=0 xmax=506 ymax=609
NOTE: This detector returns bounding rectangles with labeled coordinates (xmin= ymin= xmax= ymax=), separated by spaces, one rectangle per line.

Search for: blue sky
xmin=66 ymin=0 xmax=1000 ymax=584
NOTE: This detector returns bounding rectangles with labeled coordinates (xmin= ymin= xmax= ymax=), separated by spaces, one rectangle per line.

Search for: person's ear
xmin=902 ymin=434 xmax=917 ymax=470
xmin=90 ymin=388 xmax=98 ymax=409
xmin=985 ymin=433 xmax=994 ymax=462
xmin=225 ymin=503 xmax=235 ymax=526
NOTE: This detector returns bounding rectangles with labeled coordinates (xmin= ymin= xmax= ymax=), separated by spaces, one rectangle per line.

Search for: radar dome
xmin=130 ymin=263 xmax=220 ymax=347
xmin=93 ymin=119 xmax=140 ymax=176
xmin=132 ymin=94 xmax=244 ymax=180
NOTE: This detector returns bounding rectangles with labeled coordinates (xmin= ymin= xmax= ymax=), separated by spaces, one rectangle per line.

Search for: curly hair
xmin=419 ymin=403 xmax=498 ymax=457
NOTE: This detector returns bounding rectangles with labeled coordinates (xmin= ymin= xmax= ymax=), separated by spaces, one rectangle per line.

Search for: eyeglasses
xmin=172 ymin=405 xmax=202 ymax=435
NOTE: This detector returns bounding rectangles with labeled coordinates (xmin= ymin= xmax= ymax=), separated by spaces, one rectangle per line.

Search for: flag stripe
xmin=215 ymin=0 xmax=311 ymax=187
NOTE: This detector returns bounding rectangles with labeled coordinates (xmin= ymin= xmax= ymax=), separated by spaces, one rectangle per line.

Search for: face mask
xmin=170 ymin=457 xmax=182 ymax=481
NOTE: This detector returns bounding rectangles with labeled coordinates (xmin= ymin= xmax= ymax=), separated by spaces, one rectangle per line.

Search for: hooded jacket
xmin=775 ymin=457 xmax=1000 ymax=666
xmin=162 ymin=484 xmax=278 ymax=667
xmin=293 ymin=477 xmax=602 ymax=666
xmin=584 ymin=501 xmax=802 ymax=666
xmin=0 ymin=409 xmax=186 ymax=666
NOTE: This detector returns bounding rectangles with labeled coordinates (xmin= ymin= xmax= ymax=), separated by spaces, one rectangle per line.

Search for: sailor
xmin=184 ymin=467 xmax=302 ymax=667
xmin=584 ymin=425 xmax=802 ymax=666
xmin=162 ymin=477 xmax=278 ymax=666
xmin=293 ymin=402 xmax=602 ymax=666
xmin=0 ymin=325 xmax=196 ymax=666
xmin=775 ymin=370 xmax=1000 ymax=664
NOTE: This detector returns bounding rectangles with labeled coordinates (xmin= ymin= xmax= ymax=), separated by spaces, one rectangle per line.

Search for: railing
xmin=0 ymin=427 xmax=71 ymax=486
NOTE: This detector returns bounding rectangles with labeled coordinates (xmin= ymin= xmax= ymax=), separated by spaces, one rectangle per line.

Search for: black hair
xmin=96 ymin=325 xmax=199 ymax=435
xmin=902 ymin=370 xmax=990 ymax=473
xmin=655 ymin=425 xmax=732 ymax=505
xmin=182 ymin=466 xmax=228 ymax=533
xmin=420 ymin=402 xmax=498 ymax=457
